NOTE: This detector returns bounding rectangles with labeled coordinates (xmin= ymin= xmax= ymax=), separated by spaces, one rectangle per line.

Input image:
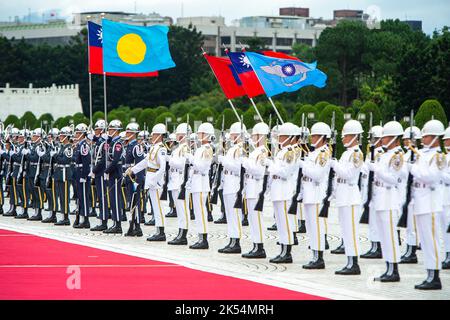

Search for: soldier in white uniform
xmin=300 ymin=122 xmax=331 ymax=269
xmin=296 ymin=126 xmax=310 ymax=234
xmin=218 ymin=122 xmax=246 ymax=254
xmin=186 ymin=123 xmax=214 ymax=249
xmin=242 ymin=122 xmax=270 ymax=258
xmin=442 ymin=126 xmax=450 ymax=269
xmin=370 ymin=121 xmax=407 ymax=282
xmin=128 ymin=124 xmax=167 ymax=242
xmin=410 ymin=120 xmax=446 ymax=290
xmin=360 ymin=125 xmax=384 ymax=259
xmin=399 ymin=126 xmax=422 ymax=264
xmin=167 ymin=123 xmax=191 ymax=245
xmin=331 ymin=120 xmax=364 ymax=275
xmin=266 ymin=122 xmax=298 ymax=263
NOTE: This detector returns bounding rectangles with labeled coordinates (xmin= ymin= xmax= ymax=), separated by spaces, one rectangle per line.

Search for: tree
xmin=293 ymin=104 xmax=319 ymax=126
xmin=215 ymin=109 xmax=237 ymax=129
xmin=358 ymin=101 xmax=382 ymax=132
xmin=319 ymin=104 xmax=345 ymax=156
xmin=246 ymin=37 xmax=267 ymax=51
xmin=4 ymin=115 xmax=20 ymax=127
xmin=197 ymin=108 xmax=216 ymax=123
xmin=414 ymin=99 xmax=448 ymax=128
xmin=154 ymin=112 xmax=176 ymax=127
xmin=129 ymin=108 xmax=143 ymax=122
xmin=36 ymin=113 xmax=54 ymax=126
xmin=314 ymin=101 xmax=330 ymax=115
xmin=92 ymin=111 xmax=105 ymax=124
xmin=20 ymin=111 xmax=37 ymax=129
xmin=137 ymin=109 xmax=156 ymax=129
xmin=72 ymin=112 xmax=89 ymax=125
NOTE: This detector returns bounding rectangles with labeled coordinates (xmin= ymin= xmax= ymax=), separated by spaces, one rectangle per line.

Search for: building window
xmin=276 ymin=38 xmax=293 ymax=46
xmin=221 ymin=36 xmax=231 ymax=45
xmin=297 ymin=38 xmax=313 ymax=46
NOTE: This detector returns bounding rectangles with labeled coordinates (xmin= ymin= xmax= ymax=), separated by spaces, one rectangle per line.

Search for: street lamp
xmin=253 ymin=114 xmax=260 ymax=122
xmin=307 ymin=112 xmax=315 ymax=120
xmin=207 ymin=116 xmax=214 ymax=123
xmin=403 ymin=116 xmax=410 ymax=123
xmin=344 ymin=113 xmax=352 ymax=121
xmin=176 ymin=117 xmax=182 ymax=123
xmin=357 ymin=113 xmax=366 ymax=122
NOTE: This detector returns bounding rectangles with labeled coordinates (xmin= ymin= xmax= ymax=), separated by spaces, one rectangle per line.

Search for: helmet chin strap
xmin=343 ymin=135 xmax=358 ymax=148
xmin=311 ymin=135 xmax=324 ymax=148
xmin=382 ymin=136 xmax=397 ymax=149
xmin=423 ymin=136 xmax=439 ymax=149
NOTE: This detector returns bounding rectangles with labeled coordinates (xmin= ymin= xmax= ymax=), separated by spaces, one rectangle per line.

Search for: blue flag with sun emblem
xmin=244 ymin=52 xmax=327 ymax=97
xmin=102 ymin=19 xmax=175 ymax=73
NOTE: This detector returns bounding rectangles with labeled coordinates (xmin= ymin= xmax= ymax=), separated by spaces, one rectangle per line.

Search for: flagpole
xmin=227 ymin=99 xmax=241 ymax=121
xmin=267 ymin=97 xmax=284 ymax=124
xmin=103 ymin=72 xmax=108 ymax=124
xmin=249 ymin=98 xmax=264 ymax=123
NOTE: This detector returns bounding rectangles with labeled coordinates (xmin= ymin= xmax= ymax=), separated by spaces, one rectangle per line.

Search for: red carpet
xmin=0 ymin=228 xmax=326 ymax=300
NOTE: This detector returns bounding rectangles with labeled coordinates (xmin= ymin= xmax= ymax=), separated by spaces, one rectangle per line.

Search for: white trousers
xmin=149 ymin=188 xmax=164 ymax=228
xmin=171 ymin=189 xmax=189 ymax=230
xmin=406 ymin=203 xmax=420 ymax=246
xmin=415 ymin=212 xmax=443 ymax=270
xmin=273 ymin=200 xmax=295 ymax=245
xmin=337 ymin=205 xmax=360 ymax=257
xmin=192 ymin=192 xmax=208 ymax=234
xmin=440 ymin=206 xmax=450 ymax=254
xmin=304 ymin=203 xmax=326 ymax=251
xmin=376 ymin=210 xmax=401 ymax=263
xmin=368 ymin=203 xmax=380 ymax=242
xmin=223 ymin=193 xmax=243 ymax=239
xmin=246 ymin=198 xmax=264 ymax=244
xmin=296 ymin=202 xmax=304 ymax=221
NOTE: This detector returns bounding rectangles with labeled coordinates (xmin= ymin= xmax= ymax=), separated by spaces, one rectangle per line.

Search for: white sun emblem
xmin=97 ymin=29 xmax=103 ymax=43
xmin=238 ymin=55 xmax=251 ymax=68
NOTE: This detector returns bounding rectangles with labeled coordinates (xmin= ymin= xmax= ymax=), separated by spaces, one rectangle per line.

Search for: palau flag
xmin=102 ymin=19 xmax=175 ymax=73
xmin=244 ymin=51 xmax=327 ymax=97
xmin=87 ymin=21 xmax=158 ymax=77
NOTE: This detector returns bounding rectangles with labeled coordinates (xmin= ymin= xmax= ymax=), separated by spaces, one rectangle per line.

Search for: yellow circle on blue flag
xmin=116 ymin=33 xmax=146 ymax=65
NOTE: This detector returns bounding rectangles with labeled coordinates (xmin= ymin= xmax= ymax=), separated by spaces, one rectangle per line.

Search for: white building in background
xmin=0 ymin=83 xmax=82 ymax=120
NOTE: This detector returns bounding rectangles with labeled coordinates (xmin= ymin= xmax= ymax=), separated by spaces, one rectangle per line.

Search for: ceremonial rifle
xmin=254 ymin=118 xmax=272 ymax=212
xmin=288 ymin=113 xmax=305 ymax=215
xmin=178 ymin=115 xmax=191 ymax=201
xmin=360 ymin=112 xmax=374 ymax=224
xmin=233 ymin=115 xmax=246 ymax=209
xmin=319 ymin=112 xmax=336 ymax=218
xmin=210 ymin=115 xmax=225 ymax=204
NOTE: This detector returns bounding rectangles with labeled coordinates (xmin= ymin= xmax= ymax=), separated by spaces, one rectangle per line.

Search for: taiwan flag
xmin=227 ymin=51 xmax=265 ymax=98
xmin=87 ymin=21 xmax=158 ymax=77
xmin=203 ymin=53 xmax=245 ymax=99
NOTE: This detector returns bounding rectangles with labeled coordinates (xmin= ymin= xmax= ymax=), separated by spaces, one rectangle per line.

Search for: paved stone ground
xmin=0 ymin=200 xmax=448 ymax=300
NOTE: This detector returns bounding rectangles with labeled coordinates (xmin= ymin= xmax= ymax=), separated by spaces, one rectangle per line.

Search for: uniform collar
xmin=112 ymin=136 xmax=120 ymax=142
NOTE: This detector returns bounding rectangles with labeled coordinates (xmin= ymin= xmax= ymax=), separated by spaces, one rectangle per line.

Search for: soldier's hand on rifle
xmin=186 ymin=153 xmax=193 ymax=163
xmin=87 ymin=133 xmax=94 ymax=140
xmin=330 ymin=159 xmax=338 ymax=169
xmin=125 ymin=167 xmax=133 ymax=176
xmin=368 ymin=161 xmax=376 ymax=171
xmin=104 ymin=173 xmax=109 ymax=181
xmin=88 ymin=171 xmax=95 ymax=179
xmin=80 ymin=178 xmax=86 ymax=183
xmin=101 ymin=133 xmax=108 ymax=140
xmin=21 ymin=148 xmax=30 ymax=155
xmin=50 ymin=150 xmax=57 ymax=157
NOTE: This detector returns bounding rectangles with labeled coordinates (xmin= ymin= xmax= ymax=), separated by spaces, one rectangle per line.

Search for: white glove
xmin=298 ymin=159 xmax=304 ymax=169
xmin=87 ymin=133 xmax=94 ymax=140
xmin=218 ymin=155 xmax=225 ymax=163
xmin=101 ymin=133 xmax=109 ymax=140
xmin=21 ymin=149 xmax=30 ymax=155
xmin=368 ymin=161 xmax=376 ymax=171
xmin=80 ymin=178 xmax=86 ymax=183
xmin=37 ymin=149 xmax=45 ymax=157
xmin=104 ymin=173 xmax=109 ymax=181
xmin=263 ymin=158 xmax=273 ymax=167
xmin=186 ymin=153 xmax=194 ymax=163
xmin=50 ymin=150 xmax=57 ymax=157
xmin=0 ymin=149 xmax=4 ymax=155
xmin=330 ymin=159 xmax=338 ymax=169
xmin=88 ymin=171 xmax=95 ymax=179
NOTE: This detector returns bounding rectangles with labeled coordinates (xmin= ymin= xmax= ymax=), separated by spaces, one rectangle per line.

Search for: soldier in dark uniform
xmin=27 ymin=128 xmax=46 ymax=221
xmin=41 ymin=128 xmax=59 ymax=223
xmin=119 ymin=131 xmax=128 ymax=222
xmin=54 ymin=126 xmax=74 ymax=226
xmin=14 ymin=129 xmax=31 ymax=219
xmin=3 ymin=128 xmax=20 ymax=217
xmin=73 ymin=123 xmax=91 ymax=229
xmin=90 ymin=119 xmax=109 ymax=231
xmin=103 ymin=120 xmax=124 ymax=234
xmin=123 ymin=122 xmax=144 ymax=236
xmin=0 ymin=134 xmax=6 ymax=215
xmin=137 ymin=130 xmax=150 ymax=223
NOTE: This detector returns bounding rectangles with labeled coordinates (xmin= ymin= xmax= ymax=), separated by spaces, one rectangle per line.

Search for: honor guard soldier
xmin=129 ymin=123 xmax=167 ymax=241
xmin=360 ymin=125 xmax=384 ymax=259
xmin=267 ymin=122 xmax=298 ymax=263
xmin=166 ymin=122 xmax=191 ymax=245
xmin=266 ymin=125 xmax=280 ymax=232
xmin=399 ymin=126 xmax=422 ymax=263
xmin=331 ymin=119 xmax=364 ymax=275
xmin=0 ymin=136 xmax=6 ymax=215
xmin=3 ymin=128 xmax=20 ymax=217
xmin=137 ymin=130 xmax=150 ymax=221
xmin=165 ymin=133 xmax=178 ymax=219
xmin=54 ymin=126 xmax=73 ymax=226
xmin=90 ymin=120 xmax=109 ymax=231
xmin=14 ymin=129 xmax=31 ymax=219
xmin=218 ymin=122 xmax=247 ymax=254
xmin=103 ymin=120 xmax=125 ymax=234
xmin=27 ymin=128 xmax=46 ymax=221
xmin=241 ymin=122 xmax=270 ymax=258
xmin=185 ymin=123 xmax=215 ymax=249
xmin=73 ymin=123 xmax=91 ymax=229
xmin=370 ymin=121 xmax=407 ymax=282
xmin=41 ymin=129 xmax=59 ymax=223
xmin=123 ymin=122 xmax=145 ymax=237
xmin=442 ymin=126 xmax=450 ymax=269
xmin=295 ymin=125 xmax=310 ymax=234
xmin=410 ymin=120 xmax=446 ymax=290
xmin=300 ymin=122 xmax=331 ymax=269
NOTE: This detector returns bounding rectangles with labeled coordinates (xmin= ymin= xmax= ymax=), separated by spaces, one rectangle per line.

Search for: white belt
xmin=224 ymin=170 xmax=239 ymax=177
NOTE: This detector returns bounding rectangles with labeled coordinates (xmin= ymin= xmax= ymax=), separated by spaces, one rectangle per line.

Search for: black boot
xmin=103 ymin=222 xmax=122 ymax=234
xmin=207 ymin=212 xmax=213 ymax=222
xmin=415 ymin=270 xmax=442 ymax=290
xmin=269 ymin=244 xmax=293 ymax=264
xmin=241 ymin=215 xmax=249 ymax=226
xmin=242 ymin=243 xmax=266 ymax=259
xmin=442 ymin=253 xmax=450 ymax=270
xmin=89 ymin=208 xmax=97 ymax=217
xmin=90 ymin=219 xmax=108 ymax=231
xmin=374 ymin=262 xmax=400 ymax=282
xmin=133 ymin=223 xmax=143 ymax=237
xmin=4 ymin=205 xmax=17 ymax=217
xmin=70 ymin=208 xmax=78 ymax=216
xmin=76 ymin=217 xmax=90 ymax=229
xmin=55 ymin=214 xmax=70 ymax=226
xmin=72 ymin=215 xmax=81 ymax=228
xmin=121 ymin=213 xmax=127 ymax=222
xmin=190 ymin=211 xmax=195 ymax=220
xmin=219 ymin=238 xmax=241 ymax=254
xmin=325 ymin=235 xmax=330 ymax=250
xmin=361 ymin=241 xmax=383 ymax=259
xmin=168 ymin=229 xmax=188 ymax=245
xmin=331 ymin=240 xmax=345 ymax=254
xmin=335 ymin=256 xmax=361 ymax=275
xmin=146 ymin=227 xmax=166 ymax=241
xmin=214 ymin=214 xmax=227 ymax=224
xmin=397 ymin=230 xmax=402 ymax=246
xmin=15 ymin=208 xmax=29 ymax=219
xmin=28 ymin=209 xmax=42 ymax=221
xmin=165 ymin=206 xmax=177 ymax=218
xmin=293 ymin=233 xmax=299 ymax=246
xmin=400 ymin=245 xmax=418 ymax=264
xmin=218 ymin=238 xmax=232 ymax=253
xmin=42 ymin=211 xmax=57 ymax=223
xmin=267 ymin=223 xmax=277 ymax=231
xmin=124 ymin=221 xmax=135 ymax=236
xmin=298 ymin=220 xmax=306 ymax=233
xmin=189 ymin=233 xmax=209 ymax=249
xmin=303 ymin=250 xmax=325 ymax=269
xmin=145 ymin=216 xmax=155 ymax=226
xmin=0 ymin=206 xmax=4 ymax=215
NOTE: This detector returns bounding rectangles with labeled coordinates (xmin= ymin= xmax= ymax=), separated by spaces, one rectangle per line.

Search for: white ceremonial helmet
xmin=119 ymin=131 xmax=126 ymax=139
xmin=151 ymin=123 xmax=166 ymax=135
xmin=75 ymin=123 xmax=88 ymax=133
xmin=175 ymin=123 xmax=191 ymax=135
xmin=108 ymin=119 xmax=122 ymax=130
xmin=197 ymin=122 xmax=215 ymax=136
xmin=252 ymin=122 xmax=269 ymax=135
xmin=311 ymin=122 xmax=331 ymax=138
xmin=403 ymin=126 xmax=422 ymax=140
xmin=421 ymin=120 xmax=445 ymax=137
xmin=277 ymin=122 xmax=297 ymax=137
xmin=168 ymin=133 xmax=176 ymax=141
xmin=33 ymin=128 xmax=46 ymax=137
xmin=60 ymin=126 xmax=72 ymax=136
xmin=382 ymin=121 xmax=404 ymax=137
xmin=342 ymin=119 xmax=363 ymax=136
xmin=126 ymin=122 xmax=140 ymax=133
xmin=137 ymin=130 xmax=149 ymax=140
xmin=443 ymin=126 xmax=450 ymax=140
xmin=10 ymin=128 xmax=20 ymax=137
xmin=229 ymin=122 xmax=247 ymax=135
xmin=48 ymin=128 xmax=59 ymax=136
xmin=370 ymin=125 xmax=383 ymax=139
xmin=94 ymin=119 xmax=106 ymax=130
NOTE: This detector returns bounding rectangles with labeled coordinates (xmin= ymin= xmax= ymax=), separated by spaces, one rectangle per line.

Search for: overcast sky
xmin=1 ymin=0 xmax=448 ymax=34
